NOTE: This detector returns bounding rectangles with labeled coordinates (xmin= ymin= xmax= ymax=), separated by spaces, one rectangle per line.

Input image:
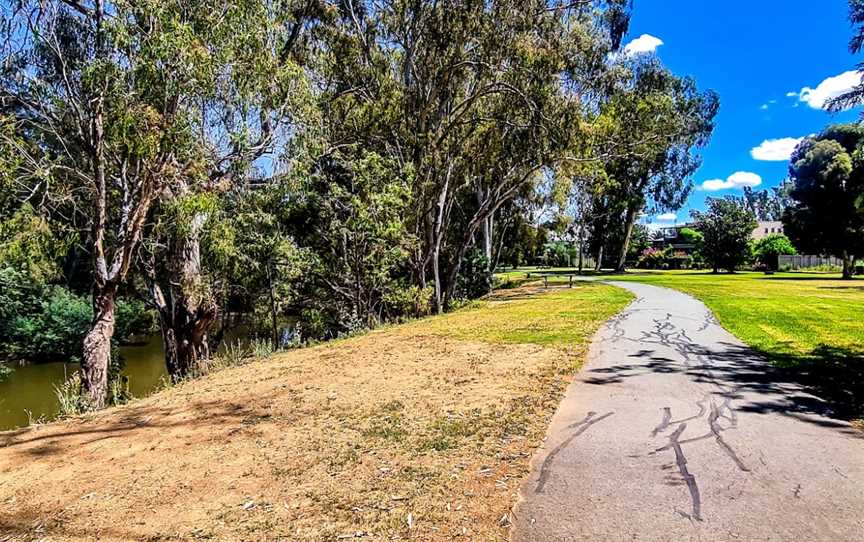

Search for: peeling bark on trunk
xmin=81 ymin=282 xmax=117 ymax=409
xmin=151 ymin=213 xmax=217 ymax=380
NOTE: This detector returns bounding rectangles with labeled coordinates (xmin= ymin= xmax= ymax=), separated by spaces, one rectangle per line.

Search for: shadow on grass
xmin=585 ymin=337 xmax=864 ymax=428
xmin=763 ymin=276 xmax=860 ymax=281
xmin=818 ymin=285 xmax=864 ymax=291
xmin=765 ymin=345 xmax=864 ymax=420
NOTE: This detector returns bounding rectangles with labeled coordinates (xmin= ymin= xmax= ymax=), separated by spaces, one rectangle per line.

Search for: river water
xmin=0 ymin=335 xmax=169 ymax=431
xmin=0 ymin=322 xmax=291 ymax=431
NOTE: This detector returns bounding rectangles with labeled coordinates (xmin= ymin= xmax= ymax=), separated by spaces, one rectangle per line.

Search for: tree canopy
xmin=783 ymin=124 xmax=864 ymax=278
xmin=692 ymin=198 xmax=757 ymax=273
xmin=0 ymin=0 xmax=721 ymax=409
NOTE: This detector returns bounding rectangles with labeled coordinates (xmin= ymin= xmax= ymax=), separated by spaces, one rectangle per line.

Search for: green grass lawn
xmin=612 ymin=270 xmax=864 ymax=418
xmin=424 ymin=281 xmax=634 ymax=347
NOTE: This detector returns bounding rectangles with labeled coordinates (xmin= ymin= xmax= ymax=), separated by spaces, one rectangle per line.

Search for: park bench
xmin=525 ymin=272 xmax=581 ymax=288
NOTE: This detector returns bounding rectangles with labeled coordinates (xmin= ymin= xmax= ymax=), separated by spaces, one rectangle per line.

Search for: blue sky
xmin=627 ymin=0 xmax=862 ymax=226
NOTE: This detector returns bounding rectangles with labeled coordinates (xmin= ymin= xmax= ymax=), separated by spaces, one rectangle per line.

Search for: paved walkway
xmin=512 ymin=281 xmax=864 ymax=541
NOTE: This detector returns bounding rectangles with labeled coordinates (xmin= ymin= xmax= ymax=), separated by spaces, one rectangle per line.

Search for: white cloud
xmin=759 ymin=104 xmax=769 ymax=110
xmin=656 ymin=212 xmax=677 ymax=221
xmin=786 ymin=91 xmax=799 ymax=98
xmin=795 ymin=70 xmax=863 ymax=110
xmin=623 ymin=34 xmax=663 ymax=56
xmin=700 ymin=171 xmax=762 ymax=192
xmin=750 ymin=137 xmax=804 ymax=161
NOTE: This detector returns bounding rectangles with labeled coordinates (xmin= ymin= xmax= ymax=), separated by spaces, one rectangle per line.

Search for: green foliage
xmin=542 ymin=241 xmax=578 ymax=267
xmin=455 ymin=249 xmax=493 ymax=301
xmin=735 ymin=185 xmax=794 ymax=221
xmin=827 ymin=0 xmax=864 ymax=111
xmin=692 ymin=198 xmax=758 ymax=272
xmin=753 ymin=234 xmax=797 ymax=270
xmin=0 ymin=267 xmax=155 ymax=363
xmin=382 ymin=285 xmax=434 ymax=322
xmin=291 ymin=151 xmax=417 ymax=336
xmin=783 ymin=124 xmax=864 ymax=277
xmin=588 ymin=59 xmax=719 ymax=269
xmin=0 ymin=204 xmax=71 ymax=284
xmin=678 ymin=227 xmax=704 ymax=246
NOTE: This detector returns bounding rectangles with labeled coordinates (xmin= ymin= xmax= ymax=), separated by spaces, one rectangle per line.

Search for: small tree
xmin=692 ymin=198 xmax=758 ymax=273
xmin=753 ymin=234 xmax=797 ymax=271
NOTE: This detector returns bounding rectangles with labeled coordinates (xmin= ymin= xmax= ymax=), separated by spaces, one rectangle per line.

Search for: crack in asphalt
xmin=535 ymin=411 xmax=615 ymax=494
xmin=651 ymin=397 xmax=751 ymax=522
xmin=663 ymin=423 xmax=702 ymax=522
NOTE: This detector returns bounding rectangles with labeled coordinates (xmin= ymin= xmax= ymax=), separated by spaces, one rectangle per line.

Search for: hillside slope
xmin=0 ymin=283 xmax=631 ymax=542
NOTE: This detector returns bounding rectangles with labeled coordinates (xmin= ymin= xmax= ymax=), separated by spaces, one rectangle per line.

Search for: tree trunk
xmin=81 ymin=282 xmax=117 ymax=409
xmin=577 ymin=225 xmax=584 ymax=274
xmin=431 ymin=172 xmax=451 ymax=314
xmin=842 ymin=252 xmax=855 ymax=280
xmin=615 ymin=205 xmax=638 ymax=273
xmin=152 ymin=213 xmax=218 ymax=380
xmin=594 ymin=245 xmax=603 ymax=272
xmin=443 ymin=221 xmax=482 ymax=311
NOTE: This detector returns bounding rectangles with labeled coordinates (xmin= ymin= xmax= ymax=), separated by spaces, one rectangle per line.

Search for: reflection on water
xmin=0 ymin=335 xmax=168 ymax=431
xmin=0 ymin=324 xmax=289 ymax=431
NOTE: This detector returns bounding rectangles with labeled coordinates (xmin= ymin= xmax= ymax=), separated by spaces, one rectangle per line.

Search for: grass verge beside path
xmin=0 ymin=281 xmax=631 ymax=542
xmin=613 ymin=270 xmax=864 ymax=419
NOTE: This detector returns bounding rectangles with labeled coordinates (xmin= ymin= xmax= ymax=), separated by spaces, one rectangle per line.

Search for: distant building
xmin=752 ymin=221 xmax=784 ymax=241
xmin=652 ymin=223 xmax=699 ymax=267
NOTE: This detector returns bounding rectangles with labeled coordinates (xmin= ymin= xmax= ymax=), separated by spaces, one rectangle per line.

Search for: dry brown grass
xmin=0 ymin=282 xmax=631 ymax=542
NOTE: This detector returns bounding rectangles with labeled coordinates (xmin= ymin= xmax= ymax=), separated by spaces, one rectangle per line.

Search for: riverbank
xmin=0 ymin=282 xmax=631 ymax=541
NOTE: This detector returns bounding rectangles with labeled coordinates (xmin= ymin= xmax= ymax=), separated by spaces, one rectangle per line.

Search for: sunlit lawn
xmin=612 ymin=270 xmax=864 ymax=417
xmin=421 ymin=281 xmax=633 ymax=348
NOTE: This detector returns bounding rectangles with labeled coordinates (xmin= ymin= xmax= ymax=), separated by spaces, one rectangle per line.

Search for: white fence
xmin=778 ymin=255 xmax=843 ymax=270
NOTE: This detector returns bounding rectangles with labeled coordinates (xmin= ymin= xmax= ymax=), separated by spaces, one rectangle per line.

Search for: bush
xmin=383 ymin=284 xmax=433 ymax=321
xmin=455 ymin=249 xmax=492 ymax=301
xmin=637 ymin=247 xmax=669 ymax=269
xmin=0 ymin=267 xmax=157 ymax=363
xmin=753 ymin=234 xmax=797 ymax=271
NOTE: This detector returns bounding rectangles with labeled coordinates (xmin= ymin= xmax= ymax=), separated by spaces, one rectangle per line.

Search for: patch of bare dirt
xmin=0 ymin=308 xmax=586 ymax=541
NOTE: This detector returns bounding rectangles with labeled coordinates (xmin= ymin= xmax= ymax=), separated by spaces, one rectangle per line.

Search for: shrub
xmin=0 ymin=267 xmax=157 ymax=363
xmin=383 ymin=284 xmax=433 ymax=321
xmin=455 ymin=248 xmax=492 ymax=301
xmin=637 ymin=247 xmax=669 ymax=269
xmin=753 ymin=234 xmax=797 ymax=271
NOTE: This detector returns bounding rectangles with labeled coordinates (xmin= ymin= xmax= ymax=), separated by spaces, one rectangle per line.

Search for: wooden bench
xmin=525 ymin=272 xmax=581 ymax=288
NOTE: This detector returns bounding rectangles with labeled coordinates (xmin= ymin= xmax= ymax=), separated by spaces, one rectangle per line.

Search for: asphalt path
xmin=512 ymin=281 xmax=864 ymax=541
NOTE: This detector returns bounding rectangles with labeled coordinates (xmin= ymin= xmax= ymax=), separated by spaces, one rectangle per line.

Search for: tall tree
xmin=138 ymin=0 xmax=317 ymax=379
xmin=0 ymin=1 xmax=206 ymax=406
xmin=315 ymin=0 xmax=631 ymax=312
xmin=692 ymin=198 xmax=758 ymax=273
xmin=595 ymin=59 xmax=718 ymax=272
xmin=737 ymin=184 xmax=794 ymax=221
xmin=783 ymin=124 xmax=864 ymax=279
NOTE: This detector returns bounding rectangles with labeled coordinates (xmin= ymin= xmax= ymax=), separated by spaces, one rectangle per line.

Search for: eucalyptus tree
xmin=0 ymin=0 xmax=317 ymax=403
xmin=316 ymin=0 xmax=631 ymax=312
xmin=594 ymin=59 xmax=718 ymax=272
xmin=0 ymin=0 xmax=208 ymax=407
xmin=137 ymin=0 xmax=318 ymax=379
xmin=737 ymin=184 xmax=793 ymax=221
xmin=827 ymin=0 xmax=864 ymax=112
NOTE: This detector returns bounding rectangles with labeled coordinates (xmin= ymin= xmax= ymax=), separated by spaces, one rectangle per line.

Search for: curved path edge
xmin=511 ymin=280 xmax=864 ymax=542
